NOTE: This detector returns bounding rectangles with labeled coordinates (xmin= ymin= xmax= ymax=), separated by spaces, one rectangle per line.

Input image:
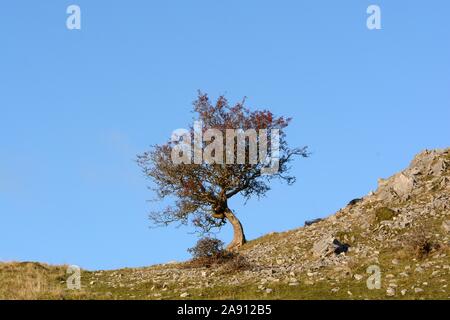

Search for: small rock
xmin=386 ymin=287 xmax=396 ymax=297
xmin=415 ymin=267 xmax=424 ymax=273
xmin=354 ymin=274 xmax=363 ymax=281
xmin=401 ymin=289 xmax=407 ymax=296
xmin=442 ymin=220 xmax=450 ymax=233
xmin=265 ymin=288 xmax=273 ymax=294
xmin=414 ymin=288 xmax=424 ymax=293
xmin=180 ymin=292 xmax=189 ymax=298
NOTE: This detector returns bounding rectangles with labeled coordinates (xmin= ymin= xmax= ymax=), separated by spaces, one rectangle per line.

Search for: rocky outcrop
xmin=237 ymin=148 xmax=449 ymax=295
xmin=375 ymin=149 xmax=449 ymax=202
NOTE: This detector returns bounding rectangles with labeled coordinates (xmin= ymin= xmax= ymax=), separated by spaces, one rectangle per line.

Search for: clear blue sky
xmin=1 ymin=1 xmax=449 ymax=270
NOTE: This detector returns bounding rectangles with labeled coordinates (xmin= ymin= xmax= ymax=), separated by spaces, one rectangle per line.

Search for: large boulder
xmin=312 ymin=236 xmax=350 ymax=258
xmin=333 ymin=239 xmax=350 ymax=255
xmin=376 ymin=171 xmax=416 ymax=201
xmin=347 ymin=198 xmax=363 ymax=206
xmin=312 ymin=235 xmax=335 ymax=257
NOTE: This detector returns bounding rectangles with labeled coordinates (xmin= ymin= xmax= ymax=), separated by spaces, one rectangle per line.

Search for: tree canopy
xmin=137 ymin=92 xmax=308 ymax=249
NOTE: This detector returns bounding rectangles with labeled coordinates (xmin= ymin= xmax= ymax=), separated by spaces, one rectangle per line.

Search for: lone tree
xmin=137 ymin=93 xmax=307 ymax=250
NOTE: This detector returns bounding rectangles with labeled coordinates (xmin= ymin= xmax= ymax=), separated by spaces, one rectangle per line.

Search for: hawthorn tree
xmin=137 ymin=93 xmax=308 ymax=250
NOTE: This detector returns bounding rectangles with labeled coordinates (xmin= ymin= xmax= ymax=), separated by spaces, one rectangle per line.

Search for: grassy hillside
xmin=1 ymin=148 xmax=449 ymax=300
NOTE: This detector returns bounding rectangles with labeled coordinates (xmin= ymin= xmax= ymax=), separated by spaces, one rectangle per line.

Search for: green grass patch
xmin=374 ymin=207 xmax=397 ymax=223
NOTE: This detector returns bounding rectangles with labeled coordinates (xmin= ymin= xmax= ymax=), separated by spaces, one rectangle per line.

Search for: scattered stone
xmin=333 ymin=239 xmax=350 ymax=255
xmin=60 ymin=148 xmax=450 ymax=300
xmin=386 ymin=287 xmax=396 ymax=296
xmin=392 ymin=173 xmax=416 ymax=198
xmin=354 ymin=274 xmax=363 ymax=281
xmin=398 ymin=273 xmax=409 ymax=279
xmin=442 ymin=220 xmax=450 ymax=233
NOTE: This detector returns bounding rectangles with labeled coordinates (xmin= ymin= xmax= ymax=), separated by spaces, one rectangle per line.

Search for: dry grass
xmin=219 ymin=254 xmax=252 ymax=273
xmin=374 ymin=207 xmax=397 ymax=223
xmin=0 ymin=262 xmax=68 ymax=299
xmin=401 ymin=228 xmax=441 ymax=259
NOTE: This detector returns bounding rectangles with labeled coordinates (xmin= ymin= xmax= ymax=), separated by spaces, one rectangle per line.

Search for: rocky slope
xmin=1 ymin=148 xmax=449 ymax=299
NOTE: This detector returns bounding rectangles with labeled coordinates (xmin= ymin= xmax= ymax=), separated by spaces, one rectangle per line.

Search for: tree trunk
xmin=223 ymin=209 xmax=246 ymax=250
